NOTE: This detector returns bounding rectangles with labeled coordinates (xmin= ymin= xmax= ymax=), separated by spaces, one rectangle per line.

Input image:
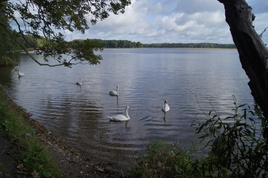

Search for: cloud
xmin=76 ymin=0 xmax=234 ymax=44
xmin=174 ymin=0 xmax=223 ymax=14
xmin=40 ymin=0 xmax=268 ymax=44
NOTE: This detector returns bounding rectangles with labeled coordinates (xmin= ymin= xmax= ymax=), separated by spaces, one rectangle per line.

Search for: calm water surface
xmin=0 ymin=48 xmax=253 ymax=168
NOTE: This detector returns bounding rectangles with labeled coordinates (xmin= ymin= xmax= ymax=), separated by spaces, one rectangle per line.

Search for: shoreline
xmin=0 ymin=86 xmax=124 ymax=177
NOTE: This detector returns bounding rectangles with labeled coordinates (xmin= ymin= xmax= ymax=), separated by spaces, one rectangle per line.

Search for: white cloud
xmin=62 ymin=0 xmax=268 ymax=44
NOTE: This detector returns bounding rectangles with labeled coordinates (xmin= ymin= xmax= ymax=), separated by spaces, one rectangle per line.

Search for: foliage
xmin=100 ymin=39 xmax=143 ymax=48
xmin=0 ymin=1 xmax=13 ymax=58
xmin=128 ymin=141 xmax=203 ymax=178
xmin=195 ymin=100 xmax=268 ymax=177
xmin=0 ymin=56 xmax=15 ymax=66
xmin=1 ymin=0 xmax=131 ymax=66
xmin=0 ymin=87 xmax=64 ymax=177
xmin=69 ymin=39 xmax=104 ymax=65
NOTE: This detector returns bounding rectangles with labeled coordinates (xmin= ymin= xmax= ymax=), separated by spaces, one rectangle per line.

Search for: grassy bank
xmin=0 ymin=87 xmax=64 ymax=177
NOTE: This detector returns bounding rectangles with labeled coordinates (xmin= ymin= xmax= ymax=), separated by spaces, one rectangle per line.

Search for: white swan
xmin=109 ymin=85 xmax=119 ymax=96
xmin=162 ymin=100 xmax=170 ymax=113
xmin=109 ymin=106 xmax=130 ymax=122
xmin=15 ymin=68 xmax=24 ymax=77
xmin=76 ymin=78 xmax=82 ymax=86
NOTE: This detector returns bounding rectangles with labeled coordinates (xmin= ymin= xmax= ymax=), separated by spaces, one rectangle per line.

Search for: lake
xmin=0 ymin=48 xmax=253 ymax=168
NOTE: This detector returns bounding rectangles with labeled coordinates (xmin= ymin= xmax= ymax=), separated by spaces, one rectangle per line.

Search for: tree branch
xmin=260 ymin=27 xmax=268 ymax=38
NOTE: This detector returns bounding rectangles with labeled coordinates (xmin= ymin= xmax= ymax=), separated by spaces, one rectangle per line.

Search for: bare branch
xmin=260 ymin=27 xmax=268 ymax=38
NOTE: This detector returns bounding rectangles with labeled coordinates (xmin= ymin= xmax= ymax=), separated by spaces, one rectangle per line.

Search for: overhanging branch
xmin=1 ymin=22 xmax=85 ymax=67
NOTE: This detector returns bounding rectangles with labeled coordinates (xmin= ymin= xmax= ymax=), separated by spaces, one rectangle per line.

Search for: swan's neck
xmin=125 ymin=108 xmax=130 ymax=118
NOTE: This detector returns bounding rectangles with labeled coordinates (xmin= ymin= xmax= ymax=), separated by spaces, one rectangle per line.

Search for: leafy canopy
xmin=1 ymin=0 xmax=131 ymax=67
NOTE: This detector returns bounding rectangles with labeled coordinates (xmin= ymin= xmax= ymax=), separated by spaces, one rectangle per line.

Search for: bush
xmin=195 ymin=99 xmax=268 ymax=177
xmin=0 ymin=56 xmax=15 ymax=66
xmin=128 ymin=141 xmax=203 ymax=178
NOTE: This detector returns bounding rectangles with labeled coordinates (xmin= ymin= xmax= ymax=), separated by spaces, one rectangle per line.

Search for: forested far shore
xmin=0 ymin=32 xmax=236 ymax=66
xmin=91 ymin=39 xmax=236 ymax=49
xmin=142 ymin=42 xmax=236 ymax=48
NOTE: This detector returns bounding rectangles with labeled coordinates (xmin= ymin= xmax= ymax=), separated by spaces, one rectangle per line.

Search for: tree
xmin=0 ymin=0 xmax=131 ymax=67
xmin=218 ymin=0 xmax=268 ymax=117
xmin=0 ymin=1 xmax=13 ymax=56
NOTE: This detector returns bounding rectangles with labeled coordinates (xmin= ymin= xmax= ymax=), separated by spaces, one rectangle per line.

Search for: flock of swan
xmin=76 ymin=79 xmax=170 ymax=122
xmin=107 ymin=84 xmax=170 ymax=122
xmin=75 ymin=78 xmax=171 ymax=122
xmin=14 ymin=70 xmax=170 ymax=122
xmin=107 ymin=102 xmax=170 ymax=123
xmin=107 ymin=100 xmax=170 ymax=122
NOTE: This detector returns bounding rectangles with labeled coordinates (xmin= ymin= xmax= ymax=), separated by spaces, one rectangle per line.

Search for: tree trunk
xmin=219 ymin=0 xmax=268 ymax=117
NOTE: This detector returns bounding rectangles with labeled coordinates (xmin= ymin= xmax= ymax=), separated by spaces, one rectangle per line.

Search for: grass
xmin=0 ymin=87 xmax=64 ymax=177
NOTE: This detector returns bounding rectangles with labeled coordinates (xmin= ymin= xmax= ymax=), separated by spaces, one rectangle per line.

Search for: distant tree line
xmin=1 ymin=0 xmax=236 ymax=67
xmin=90 ymin=39 xmax=143 ymax=48
xmin=89 ymin=39 xmax=236 ymax=49
xmin=0 ymin=15 xmax=235 ymax=66
xmin=143 ymin=43 xmax=236 ymax=48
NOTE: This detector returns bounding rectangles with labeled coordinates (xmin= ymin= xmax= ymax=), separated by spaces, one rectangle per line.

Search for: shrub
xmin=195 ymin=99 xmax=268 ymax=177
xmin=128 ymin=141 xmax=203 ymax=178
xmin=0 ymin=56 xmax=15 ymax=66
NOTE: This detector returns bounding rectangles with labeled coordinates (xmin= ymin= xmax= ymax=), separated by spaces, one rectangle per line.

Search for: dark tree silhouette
xmin=219 ymin=0 xmax=268 ymax=117
xmin=0 ymin=0 xmax=130 ymax=67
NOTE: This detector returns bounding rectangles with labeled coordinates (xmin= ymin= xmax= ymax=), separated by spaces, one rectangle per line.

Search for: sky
xmin=11 ymin=0 xmax=268 ymax=44
xmin=62 ymin=0 xmax=268 ymax=44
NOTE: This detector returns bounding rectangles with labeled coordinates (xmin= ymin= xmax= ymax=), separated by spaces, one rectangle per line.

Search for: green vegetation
xmin=0 ymin=56 xmax=15 ymax=66
xmin=0 ymin=1 xmax=37 ymax=66
xmin=0 ymin=0 xmax=234 ymax=66
xmin=128 ymin=100 xmax=268 ymax=177
xmin=1 ymin=0 xmax=131 ymax=67
xmin=0 ymin=87 xmax=64 ymax=177
xmin=143 ymin=42 xmax=236 ymax=48
xmin=128 ymin=141 xmax=203 ymax=178
xmin=100 ymin=39 xmax=143 ymax=48
xmin=83 ymin=39 xmax=235 ymax=49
